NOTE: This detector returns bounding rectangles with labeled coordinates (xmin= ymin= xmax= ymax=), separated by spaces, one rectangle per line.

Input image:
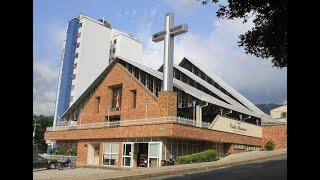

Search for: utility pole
xmin=33 ymin=117 xmax=39 ymax=152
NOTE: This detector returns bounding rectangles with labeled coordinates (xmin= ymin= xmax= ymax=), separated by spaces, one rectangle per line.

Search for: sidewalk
xmin=53 ymin=148 xmax=287 ymax=180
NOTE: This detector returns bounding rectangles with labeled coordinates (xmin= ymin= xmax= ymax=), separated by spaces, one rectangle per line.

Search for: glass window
xmin=113 ymin=48 xmax=116 ymax=53
xmin=75 ymin=53 xmax=79 ymax=58
xmin=114 ymin=39 xmax=117 ymax=44
xmin=79 ymin=22 xmax=82 ymax=28
xmin=76 ymin=43 xmax=80 ymax=48
xmin=103 ymin=143 xmax=118 ymax=166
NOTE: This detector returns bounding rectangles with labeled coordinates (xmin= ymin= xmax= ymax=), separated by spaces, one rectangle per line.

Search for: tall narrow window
xmin=111 ymin=87 xmax=122 ymax=111
xmin=79 ymin=22 xmax=82 ymax=28
xmin=76 ymin=43 xmax=80 ymax=48
xmin=131 ymin=90 xmax=137 ymax=108
xmin=114 ymin=39 xmax=117 ymax=44
xmin=113 ymin=48 xmax=116 ymax=53
xmin=96 ymin=96 xmax=101 ymax=113
xmin=75 ymin=53 xmax=79 ymax=58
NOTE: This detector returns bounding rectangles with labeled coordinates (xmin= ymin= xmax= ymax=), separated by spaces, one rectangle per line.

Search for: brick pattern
xmin=78 ymin=63 xmax=160 ymax=125
xmin=262 ymin=125 xmax=287 ymax=149
xmin=45 ymin=123 xmax=261 ymax=146
xmin=171 ymin=125 xmax=262 ymax=146
xmin=158 ymin=91 xmax=177 ymax=117
xmin=76 ymin=139 xmax=123 ymax=167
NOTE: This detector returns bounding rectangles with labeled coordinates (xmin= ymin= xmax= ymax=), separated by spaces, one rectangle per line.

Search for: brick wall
xmin=262 ymin=125 xmax=287 ymax=149
xmin=158 ymin=91 xmax=177 ymax=117
xmin=76 ymin=139 xmax=123 ymax=167
xmin=78 ymin=63 xmax=160 ymax=125
xmin=45 ymin=123 xmax=261 ymax=146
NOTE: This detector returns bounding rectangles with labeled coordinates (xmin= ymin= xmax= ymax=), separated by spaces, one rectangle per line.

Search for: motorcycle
xmin=163 ymin=156 xmax=175 ymax=166
xmin=57 ymin=159 xmax=76 ymax=170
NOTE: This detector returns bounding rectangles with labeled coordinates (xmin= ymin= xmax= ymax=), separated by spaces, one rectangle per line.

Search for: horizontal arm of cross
xmin=170 ymin=24 xmax=188 ymax=36
xmin=152 ymin=31 xmax=166 ymax=42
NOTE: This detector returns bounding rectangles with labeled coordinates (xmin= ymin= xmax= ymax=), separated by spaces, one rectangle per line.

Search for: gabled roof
xmin=61 ymin=56 xmax=262 ymax=119
xmin=179 ymin=57 xmax=268 ymax=117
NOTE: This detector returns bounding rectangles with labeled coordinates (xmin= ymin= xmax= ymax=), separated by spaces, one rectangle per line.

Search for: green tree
xmin=33 ymin=114 xmax=53 ymax=154
xmin=198 ymin=0 xmax=287 ymax=68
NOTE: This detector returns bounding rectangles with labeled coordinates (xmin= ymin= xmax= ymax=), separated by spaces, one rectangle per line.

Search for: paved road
xmin=154 ymin=156 xmax=287 ymax=180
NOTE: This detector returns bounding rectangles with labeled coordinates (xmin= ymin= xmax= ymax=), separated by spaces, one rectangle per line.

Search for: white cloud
xmin=33 ymin=57 xmax=59 ymax=116
xmin=163 ymin=0 xmax=201 ymax=12
xmin=140 ymin=14 xmax=287 ymax=104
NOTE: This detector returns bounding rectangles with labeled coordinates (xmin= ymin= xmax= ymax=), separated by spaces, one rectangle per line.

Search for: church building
xmin=44 ymin=13 xmax=287 ymax=168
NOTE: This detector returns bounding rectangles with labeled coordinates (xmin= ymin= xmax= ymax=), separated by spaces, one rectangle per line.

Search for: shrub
xmin=50 ymin=148 xmax=77 ymax=156
xmin=265 ymin=140 xmax=275 ymax=151
xmin=176 ymin=149 xmax=218 ymax=164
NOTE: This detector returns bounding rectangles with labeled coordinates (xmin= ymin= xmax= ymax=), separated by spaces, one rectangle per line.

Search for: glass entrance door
xmin=148 ymin=142 xmax=162 ymax=168
xmin=122 ymin=143 xmax=133 ymax=167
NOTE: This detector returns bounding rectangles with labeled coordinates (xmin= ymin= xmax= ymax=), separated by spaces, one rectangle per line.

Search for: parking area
xmin=33 ymin=167 xmax=116 ymax=180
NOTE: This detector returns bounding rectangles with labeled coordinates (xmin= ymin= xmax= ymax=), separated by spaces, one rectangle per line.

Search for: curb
xmin=102 ymin=153 xmax=287 ymax=180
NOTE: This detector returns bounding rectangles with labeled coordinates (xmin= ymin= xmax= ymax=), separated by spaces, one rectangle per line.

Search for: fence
xmin=46 ymin=116 xmax=211 ymax=131
xmin=39 ymin=154 xmax=77 ymax=162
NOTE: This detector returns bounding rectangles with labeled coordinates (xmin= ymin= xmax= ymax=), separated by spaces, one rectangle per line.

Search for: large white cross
xmin=152 ymin=12 xmax=188 ymax=91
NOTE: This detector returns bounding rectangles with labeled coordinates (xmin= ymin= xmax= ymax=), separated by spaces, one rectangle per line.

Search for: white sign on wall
xmin=210 ymin=116 xmax=262 ymax=138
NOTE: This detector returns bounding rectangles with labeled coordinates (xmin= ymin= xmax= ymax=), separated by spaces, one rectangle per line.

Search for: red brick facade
xmin=45 ymin=62 xmax=287 ymax=167
xmin=78 ymin=63 xmax=160 ymax=125
xmin=262 ymin=125 xmax=287 ymax=150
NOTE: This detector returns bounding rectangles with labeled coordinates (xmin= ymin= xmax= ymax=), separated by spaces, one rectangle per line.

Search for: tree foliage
xmin=198 ymin=0 xmax=287 ymax=68
xmin=33 ymin=114 xmax=53 ymax=153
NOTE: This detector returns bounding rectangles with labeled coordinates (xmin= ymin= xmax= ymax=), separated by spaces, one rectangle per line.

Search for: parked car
xmin=33 ymin=155 xmax=58 ymax=169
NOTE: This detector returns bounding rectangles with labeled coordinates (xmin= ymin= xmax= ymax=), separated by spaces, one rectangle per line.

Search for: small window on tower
xmin=113 ymin=48 xmax=116 ymax=53
xmin=114 ymin=39 xmax=117 ymax=44
xmin=131 ymin=90 xmax=137 ymax=108
xmin=76 ymin=43 xmax=80 ymax=48
xmin=75 ymin=53 xmax=79 ymax=58
xmin=79 ymin=22 xmax=82 ymax=28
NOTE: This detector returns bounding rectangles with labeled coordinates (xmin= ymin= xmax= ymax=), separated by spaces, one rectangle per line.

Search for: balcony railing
xmin=46 ymin=116 xmax=210 ymax=132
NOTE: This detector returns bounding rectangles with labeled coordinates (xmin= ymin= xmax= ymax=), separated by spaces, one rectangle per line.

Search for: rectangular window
xmin=75 ymin=53 xmax=79 ymax=58
xmin=111 ymin=87 xmax=122 ymax=111
xmin=73 ymin=63 xmax=77 ymax=69
xmin=76 ymin=43 xmax=80 ymax=48
xmin=114 ymin=39 xmax=117 ymax=44
xmin=96 ymin=96 xmax=100 ymax=113
xmin=131 ymin=90 xmax=137 ymax=108
xmin=113 ymin=48 xmax=116 ymax=53
xmin=79 ymin=22 xmax=82 ymax=28
xmin=103 ymin=143 xmax=119 ymax=166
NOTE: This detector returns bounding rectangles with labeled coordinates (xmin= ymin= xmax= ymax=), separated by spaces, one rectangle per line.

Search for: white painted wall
xmin=114 ymin=34 xmax=142 ymax=64
xmin=70 ymin=17 xmax=111 ymax=105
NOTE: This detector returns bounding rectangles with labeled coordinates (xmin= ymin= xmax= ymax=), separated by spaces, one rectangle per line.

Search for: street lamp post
xmin=33 ymin=118 xmax=39 ymax=152
xmin=144 ymin=98 xmax=149 ymax=119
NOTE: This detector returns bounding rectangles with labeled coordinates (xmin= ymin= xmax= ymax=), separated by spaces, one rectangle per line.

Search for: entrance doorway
xmin=133 ymin=143 xmax=148 ymax=168
xmin=87 ymin=143 xmax=100 ymax=165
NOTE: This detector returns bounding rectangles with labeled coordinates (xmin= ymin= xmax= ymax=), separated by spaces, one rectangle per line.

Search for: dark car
xmin=33 ymin=155 xmax=58 ymax=169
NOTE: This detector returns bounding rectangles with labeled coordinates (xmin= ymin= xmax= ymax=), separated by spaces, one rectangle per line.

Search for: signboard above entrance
xmin=209 ymin=116 xmax=262 ymax=138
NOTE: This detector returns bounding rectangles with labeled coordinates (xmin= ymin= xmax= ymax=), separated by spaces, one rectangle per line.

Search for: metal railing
xmin=46 ymin=116 xmax=210 ymax=131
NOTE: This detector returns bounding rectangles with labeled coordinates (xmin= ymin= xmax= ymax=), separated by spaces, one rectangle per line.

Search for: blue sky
xmin=33 ymin=0 xmax=287 ymax=115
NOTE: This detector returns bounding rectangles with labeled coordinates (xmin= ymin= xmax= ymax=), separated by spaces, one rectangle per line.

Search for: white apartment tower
xmin=53 ymin=14 xmax=142 ymax=127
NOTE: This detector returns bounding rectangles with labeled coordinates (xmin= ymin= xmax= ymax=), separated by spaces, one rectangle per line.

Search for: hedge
xmin=176 ymin=149 xmax=218 ymax=164
xmin=50 ymin=147 xmax=77 ymax=156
